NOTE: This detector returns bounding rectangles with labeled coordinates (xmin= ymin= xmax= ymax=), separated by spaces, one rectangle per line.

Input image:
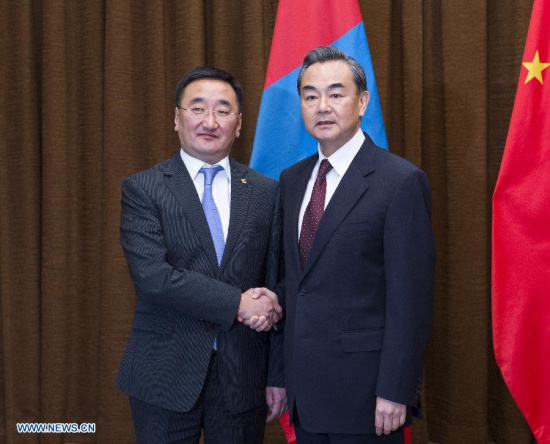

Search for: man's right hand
xmin=237 ymin=288 xmax=282 ymax=332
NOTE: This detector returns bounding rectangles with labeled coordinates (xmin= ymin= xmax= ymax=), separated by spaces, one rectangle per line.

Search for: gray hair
xmin=296 ymin=46 xmax=367 ymax=96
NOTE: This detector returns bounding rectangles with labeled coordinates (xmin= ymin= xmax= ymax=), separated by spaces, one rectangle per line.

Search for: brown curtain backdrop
xmin=0 ymin=0 xmax=536 ymax=442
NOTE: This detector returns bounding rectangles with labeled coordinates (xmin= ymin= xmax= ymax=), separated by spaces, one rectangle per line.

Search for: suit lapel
xmin=285 ymin=155 xmax=318 ymax=276
xmin=220 ymin=159 xmax=252 ymax=272
xmin=163 ymin=153 xmax=220 ymax=271
xmin=302 ymin=138 xmax=376 ymax=280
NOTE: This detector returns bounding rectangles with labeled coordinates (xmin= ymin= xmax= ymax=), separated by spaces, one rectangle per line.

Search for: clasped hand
xmin=237 ymin=288 xmax=283 ymax=332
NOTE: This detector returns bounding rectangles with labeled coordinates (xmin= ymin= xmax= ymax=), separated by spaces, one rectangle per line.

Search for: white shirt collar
xmin=317 ymin=130 xmax=365 ymax=177
xmin=179 ymin=149 xmax=231 ymax=181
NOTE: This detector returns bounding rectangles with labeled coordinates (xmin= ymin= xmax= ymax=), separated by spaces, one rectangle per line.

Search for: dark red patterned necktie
xmin=299 ymin=159 xmax=333 ymax=270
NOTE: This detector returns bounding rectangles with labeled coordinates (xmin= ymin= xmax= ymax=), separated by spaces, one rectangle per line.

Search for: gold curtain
xmin=0 ymin=0 xmax=535 ymax=442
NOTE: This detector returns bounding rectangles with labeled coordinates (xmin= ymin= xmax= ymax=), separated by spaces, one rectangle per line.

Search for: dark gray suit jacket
xmin=279 ymin=135 xmax=435 ymax=434
xmin=116 ymin=152 xmax=283 ymax=414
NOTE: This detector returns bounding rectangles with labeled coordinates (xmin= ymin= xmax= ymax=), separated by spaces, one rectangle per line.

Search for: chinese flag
xmin=492 ymin=0 xmax=550 ymax=442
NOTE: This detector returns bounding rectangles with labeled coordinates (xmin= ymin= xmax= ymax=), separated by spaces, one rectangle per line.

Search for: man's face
xmin=175 ymin=79 xmax=242 ymax=164
xmin=300 ymin=60 xmax=369 ymax=156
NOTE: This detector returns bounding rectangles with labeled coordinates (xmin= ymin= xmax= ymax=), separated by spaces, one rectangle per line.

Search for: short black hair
xmin=297 ymin=46 xmax=367 ymax=96
xmin=175 ymin=66 xmax=243 ymax=111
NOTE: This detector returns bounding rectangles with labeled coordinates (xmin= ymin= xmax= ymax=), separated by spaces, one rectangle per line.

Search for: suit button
xmin=299 ymin=289 xmax=307 ymax=296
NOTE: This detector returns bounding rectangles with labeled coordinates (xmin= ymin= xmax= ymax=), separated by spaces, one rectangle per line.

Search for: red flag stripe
xmin=404 ymin=425 xmax=412 ymax=444
xmin=279 ymin=412 xmax=296 ymax=443
xmin=264 ymin=0 xmax=361 ymax=89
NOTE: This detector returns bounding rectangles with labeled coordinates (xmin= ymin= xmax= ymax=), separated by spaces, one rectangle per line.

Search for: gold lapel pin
xmin=241 ymin=178 xmax=247 ymax=184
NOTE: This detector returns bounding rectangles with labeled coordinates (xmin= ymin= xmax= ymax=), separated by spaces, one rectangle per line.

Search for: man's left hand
xmin=265 ymin=387 xmax=287 ymax=423
xmin=375 ymin=397 xmax=406 ymax=435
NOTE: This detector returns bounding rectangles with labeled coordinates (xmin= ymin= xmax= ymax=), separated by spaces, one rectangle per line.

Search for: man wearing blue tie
xmin=116 ymin=67 xmax=286 ymax=443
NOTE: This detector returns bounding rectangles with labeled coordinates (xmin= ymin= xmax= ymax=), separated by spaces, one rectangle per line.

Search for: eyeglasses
xmin=177 ymin=106 xmax=241 ymax=119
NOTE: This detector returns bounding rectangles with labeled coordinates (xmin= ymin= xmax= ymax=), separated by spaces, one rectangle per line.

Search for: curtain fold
xmin=1 ymin=1 xmax=42 ymax=443
xmin=0 ymin=0 xmax=535 ymax=442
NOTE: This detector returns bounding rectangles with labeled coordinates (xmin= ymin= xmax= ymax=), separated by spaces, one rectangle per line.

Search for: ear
xmin=235 ymin=114 xmax=242 ymax=138
xmin=359 ymin=91 xmax=370 ymax=117
xmin=174 ymin=107 xmax=180 ymax=131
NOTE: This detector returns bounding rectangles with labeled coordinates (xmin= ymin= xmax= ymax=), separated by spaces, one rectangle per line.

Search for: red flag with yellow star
xmin=492 ymin=0 xmax=550 ymax=441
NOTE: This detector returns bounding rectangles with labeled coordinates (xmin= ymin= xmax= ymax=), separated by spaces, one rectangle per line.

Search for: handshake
xmin=237 ymin=288 xmax=283 ymax=332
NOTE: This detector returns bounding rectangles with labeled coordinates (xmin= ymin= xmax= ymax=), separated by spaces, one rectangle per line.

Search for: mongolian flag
xmin=250 ymin=0 xmax=387 ymax=180
xmin=492 ymin=0 xmax=550 ymax=442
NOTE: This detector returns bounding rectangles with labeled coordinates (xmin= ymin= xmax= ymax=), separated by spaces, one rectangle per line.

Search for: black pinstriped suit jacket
xmin=116 ymin=152 xmax=284 ymax=414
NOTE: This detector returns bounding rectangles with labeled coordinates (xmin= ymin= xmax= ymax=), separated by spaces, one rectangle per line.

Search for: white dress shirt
xmin=180 ymin=149 xmax=231 ymax=242
xmin=298 ymin=130 xmax=365 ymax=238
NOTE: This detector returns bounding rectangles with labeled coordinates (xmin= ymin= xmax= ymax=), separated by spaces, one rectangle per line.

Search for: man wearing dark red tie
xmin=116 ymin=67 xmax=286 ymax=443
xmin=277 ymin=46 xmax=435 ymax=443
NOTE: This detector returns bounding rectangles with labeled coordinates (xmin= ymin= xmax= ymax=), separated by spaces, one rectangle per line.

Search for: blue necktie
xmin=200 ymin=165 xmax=225 ymax=266
xmin=200 ymin=165 xmax=225 ymax=351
